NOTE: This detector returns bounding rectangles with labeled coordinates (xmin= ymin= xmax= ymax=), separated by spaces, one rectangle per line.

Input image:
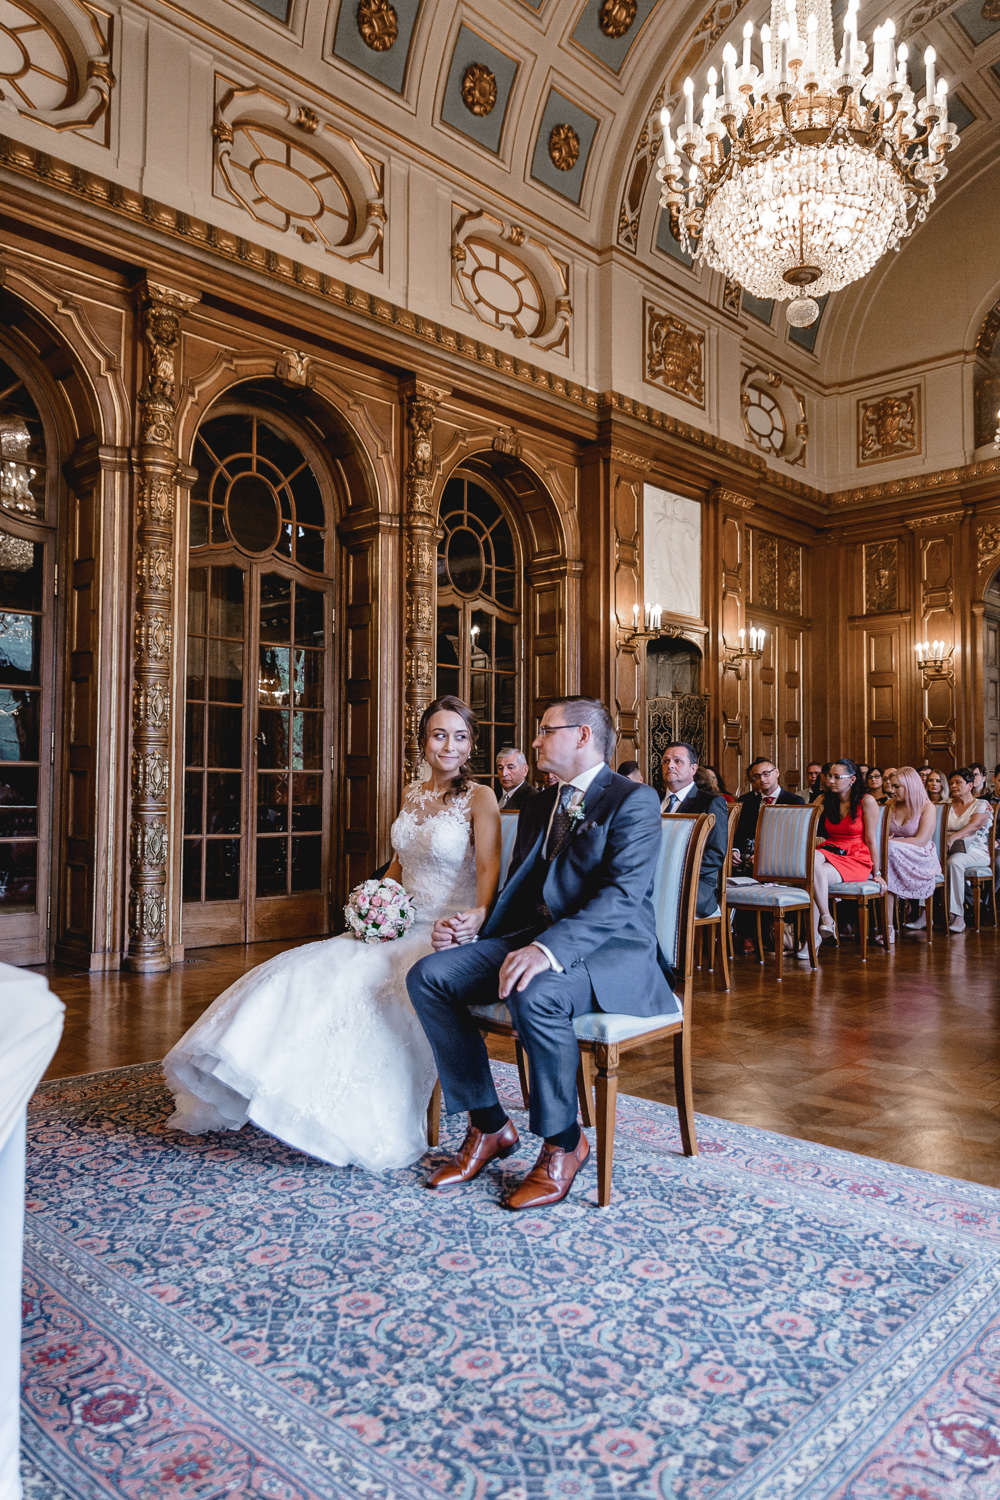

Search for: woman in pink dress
xmin=883 ymin=767 xmax=941 ymax=941
xmin=809 ymin=758 xmax=883 ymax=943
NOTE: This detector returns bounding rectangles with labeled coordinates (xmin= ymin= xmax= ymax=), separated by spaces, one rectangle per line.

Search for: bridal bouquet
xmin=344 ymin=877 xmax=415 ymax=944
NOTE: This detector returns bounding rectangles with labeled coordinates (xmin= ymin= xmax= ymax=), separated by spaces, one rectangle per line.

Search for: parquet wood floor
xmin=34 ymin=924 xmax=1000 ymax=1187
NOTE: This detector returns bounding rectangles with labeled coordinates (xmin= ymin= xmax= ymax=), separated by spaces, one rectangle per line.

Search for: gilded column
xmin=126 ymin=280 xmax=199 ymax=973
xmin=401 ymin=380 xmax=449 ymax=780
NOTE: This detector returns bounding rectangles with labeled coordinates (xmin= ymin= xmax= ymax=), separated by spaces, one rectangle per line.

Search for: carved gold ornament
xmin=858 ymin=390 xmax=920 ymax=464
xmin=983 ymin=0 xmax=1000 ymax=21
xmin=461 ymin=63 xmax=497 ymax=117
xmin=548 ymin=123 xmax=580 ymax=172
xmin=599 ymin=0 xmax=638 ymax=38
xmin=644 ymin=304 xmax=705 ymax=405
xmin=864 ymin=541 xmax=899 ymax=613
xmin=357 ymin=0 xmax=399 ymax=52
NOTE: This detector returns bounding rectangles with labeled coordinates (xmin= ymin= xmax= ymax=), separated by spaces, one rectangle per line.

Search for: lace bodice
xmin=390 ymin=783 xmax=478 ymax=927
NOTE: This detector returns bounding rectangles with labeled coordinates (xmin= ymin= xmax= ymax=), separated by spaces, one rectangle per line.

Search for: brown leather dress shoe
xmin=425 ymin=1118 xmax=519 ymax=1188
xmin=504 ymin=1133 xmax=590 ymax=1211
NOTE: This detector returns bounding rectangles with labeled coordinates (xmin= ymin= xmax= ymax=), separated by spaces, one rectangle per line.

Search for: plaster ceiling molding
xmin=439 ymin=24 xmax=520 ymax=157
xmin=642 ymin=298 xmax=705 ymax=407
xmin=529 ymin=87 xmax=600 ymax=207
xmin=0 ymin=0 xmax=114 ymax=142
xmin=212 ymin=83 xmax=385 ymax=267
xmin=740 ymin=367 xmax=807 ymax=467
xmin=452 ymin=208 xmax=572 ymax=354
xmin=857 ymin=388 xmax=922 ymax=466
xmin=329 ymin=0 xmax=422 ymax=96
xmin=570 ymin=0 xmax=660 ymax=75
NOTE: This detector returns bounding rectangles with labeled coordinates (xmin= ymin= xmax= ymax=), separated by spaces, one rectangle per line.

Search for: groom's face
xmin=534 ymin=710 xmax=589 ymax=781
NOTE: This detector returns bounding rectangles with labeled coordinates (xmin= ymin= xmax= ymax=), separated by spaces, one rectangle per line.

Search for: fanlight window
xmin=220 ymin=125 xmax=356 ymax=248
xmin=0 ymin=2 xmax=74 ymax=112
xmin=455 ymin=239 xmax=544 ymax=340
xmin=190 ymin=414 xmax=326 ymax=572
xmin=0 ymin=359 xmax=45 ymax=518
xmin=437 ymin=478 xmax=516 ymax=607
xmin=742 ymin=384 xmax=786 ymax=457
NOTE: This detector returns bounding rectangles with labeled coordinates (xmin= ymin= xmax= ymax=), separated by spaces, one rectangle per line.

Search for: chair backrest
xmin=498 ymin=810 xmax=519 ymax=888
xmin=872 ymin=801 xmax=891 ymax=878
xmin=933 ymin=800 xmax=949 ymax=872
xmin=717 ymin=802 xmax=741 ymax=911
xmin=753 ymin=803 xmax=822 ymax=887
xmin=652 ymin=812 xmax=713 ymax=988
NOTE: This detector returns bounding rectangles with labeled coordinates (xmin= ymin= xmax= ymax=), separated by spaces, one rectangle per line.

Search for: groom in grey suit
xmin=406 ymin=696 xmax=678 ymax=1210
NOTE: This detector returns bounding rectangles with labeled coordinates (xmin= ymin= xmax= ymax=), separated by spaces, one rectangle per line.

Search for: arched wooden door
xmin=182 ymin=410 xmax=337 ymax=947
xmin=0 ymin=353 xmax=57 ymax=966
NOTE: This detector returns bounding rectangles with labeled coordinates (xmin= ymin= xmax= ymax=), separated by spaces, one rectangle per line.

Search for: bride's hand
xmin=447 ymin=906 xmax=487 ymax=944
xmin=431 ymin=917 xmax=458 ymax=950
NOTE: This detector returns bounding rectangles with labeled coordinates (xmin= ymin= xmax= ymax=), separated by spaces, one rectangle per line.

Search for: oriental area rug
xmin=19 ymin=1063 xmax=1000 ymax=1500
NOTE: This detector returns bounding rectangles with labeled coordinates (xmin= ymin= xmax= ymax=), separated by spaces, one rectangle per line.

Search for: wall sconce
xmin=725 ymin=626 xmax=766 ymax=662
xmin=621 ymin=601 xmax=665 ymax=645
xmin=994 ymin=405 xmax=1000 ymax=449
xmin=915 ymin=639 xmax=953 ymax=676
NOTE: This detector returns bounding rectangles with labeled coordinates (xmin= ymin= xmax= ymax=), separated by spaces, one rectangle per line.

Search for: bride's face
xmin=423 ymin=711 xmax=472 ymax=779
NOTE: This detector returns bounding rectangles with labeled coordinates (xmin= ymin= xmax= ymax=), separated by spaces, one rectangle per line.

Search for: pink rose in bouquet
xmin=344 ymin=877 xmax=415 ymax=944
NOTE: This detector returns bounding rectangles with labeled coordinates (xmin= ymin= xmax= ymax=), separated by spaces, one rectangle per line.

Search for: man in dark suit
xmin=660 ymin=742 xmax=728 ymax=918
xmin=407 ymin=697 xmax=677 ymax=1211
xmin=496 ymin=747 xmax=537 ymax=810
xmin=733 ymin=758 xmax=805 ymax=868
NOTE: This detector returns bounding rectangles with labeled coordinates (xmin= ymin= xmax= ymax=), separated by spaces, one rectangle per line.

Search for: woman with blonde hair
xmin=886 ymin=766 xmax=941 ymax=938
xmin=925 ymin=770 xmax=946 ymax=805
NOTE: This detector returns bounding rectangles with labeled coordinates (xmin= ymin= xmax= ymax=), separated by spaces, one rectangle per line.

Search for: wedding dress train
xmin=163 ymin=785 xmax=478 ymax=1170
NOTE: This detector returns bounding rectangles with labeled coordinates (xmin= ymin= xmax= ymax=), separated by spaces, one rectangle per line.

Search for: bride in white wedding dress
xmin=163 ymin=697 xmax=501 ymax=1171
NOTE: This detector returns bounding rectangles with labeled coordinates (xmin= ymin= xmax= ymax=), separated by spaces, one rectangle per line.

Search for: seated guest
xmin=733 ymin=757 xmax=804 ymax=867
xmin=884 ymin=767 xmax=941 ymax=940
xmin=856 ymin=763 xmax=871 ymax=789
xmin=942 ymin=768 xmax=992 ymax=933
xmin=660 ymin=741 xmax=728 ymax=917
xmin=866 ymin=767 xmax=889 ymax=803
xmin=926 ymin=770 xmax=946 ymax=805
xmin=496 ymin=746 xmax=537 ymax=810
xmin=970 ymin=763 xmax=990 ymax=800
xmin=540 ymin=770 xmax=560 ymax=788
xmin=811 ymin=759 xmax=882 ymax=944
xmin=918 ymin=765 xmax=933 ymax=787
xmin=695 ymin=764 xmax=734 ymax=804
xmin=617 ymin=759 xmax=643 ymax=783
xmin=994 ymin=765 xmax=1000 ymax=803
xmin=811 ymin=763 xmax=833 ymax=801
xmin=806 ymin=761 xmax=822 ymax=798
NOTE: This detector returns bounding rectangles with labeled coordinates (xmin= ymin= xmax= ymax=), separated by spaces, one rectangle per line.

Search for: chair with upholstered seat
xmin=826 ymin=803 xmax=891 ymax=959
xmin=964 ymin=801 xmax=999 ymax=930
xmin=467 ymin=811 xmax=713 ymax=1207
xmin=726 ymin=804 xmax=822 ymax=980
xmin=693 ymin=802 xmax=740 ymax=990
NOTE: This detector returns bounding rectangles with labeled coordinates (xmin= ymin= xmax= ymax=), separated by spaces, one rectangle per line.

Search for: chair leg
xmin=859 ymin=899 xmax=869 ymax=962
xmin=805 ymin=907 xmax=817 ymax=969
xmin=755 ymin=912 xmax=764 ymax=963
xmin=716 ymin=915 xmax=731 ymax=992
xmin=774 ymin=913 xmax=784 ymax=981
xmin=694 ymin=927 xmax=703 ymax=970
xmin=673 ymin=1027 xmax=698 ymax=1158
xmin=595 ymin=1043 xmax=619 ymax=1208
xmin=426 ymin=1080 xmax=441 ymax=1148
xmin=514 ymin=1041 xmax=531 ymax=1109
xmin=971 ymin=880 xmax=981 ymax=931
xmin=576 ymin=1053 xmax=596 ymax=1128
xmin=706 ymin=924 xmax=715 ymax=972
xmin=925 ymin=894 xmax=933 ymax=944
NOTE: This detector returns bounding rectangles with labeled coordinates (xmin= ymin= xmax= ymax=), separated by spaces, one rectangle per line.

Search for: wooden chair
xmin=826 ymin=803 xmax=891 ymax=960
xmin=726 ymin=804 xmax=822 ymax=980
xmin=919 ymin=802 xmax=950 ymax=942
xmin=964 ymin=801 xmax=999 ymax=930
xmin=499 ymin=809 xmax=520 ymax=888
xmin=467 ymin=811 xmax=714 ymax=1207
xmin=693 ymin=802 xmax=741 ymax=990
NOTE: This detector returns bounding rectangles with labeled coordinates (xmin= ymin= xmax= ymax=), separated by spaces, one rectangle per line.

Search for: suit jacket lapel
xmin=548 ymin=764 xmax=613 ymax=860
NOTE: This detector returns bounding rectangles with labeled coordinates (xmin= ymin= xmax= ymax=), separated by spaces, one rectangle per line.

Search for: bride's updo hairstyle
xmin=418 ymin=695 xmax=479 ymax=801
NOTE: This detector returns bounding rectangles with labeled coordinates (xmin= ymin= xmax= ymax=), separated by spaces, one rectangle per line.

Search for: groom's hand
xmin=498 ymin=944 xmax=552 ymax=998
xmin=431 ymin=918 xmax=459 ymax=950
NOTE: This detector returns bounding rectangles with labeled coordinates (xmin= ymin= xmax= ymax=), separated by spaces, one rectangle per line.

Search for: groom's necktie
xmin=545 ymin=784 xmax=576 ymax=860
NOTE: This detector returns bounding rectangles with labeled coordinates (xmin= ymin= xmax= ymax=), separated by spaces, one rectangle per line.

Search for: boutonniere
xmin=567 ymin=800 xmax=586 ymax=828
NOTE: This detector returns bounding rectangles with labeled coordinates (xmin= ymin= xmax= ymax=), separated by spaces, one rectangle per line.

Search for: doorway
xmin=182 ymin=411 xmax=336 ymax=947
xmin=0 ymin=357 xmax=55 ymax=966
xmin=985 ymin=568 xmax=1000 ymax=774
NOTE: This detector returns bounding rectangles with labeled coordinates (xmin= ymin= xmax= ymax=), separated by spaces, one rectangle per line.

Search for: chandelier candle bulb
xmin=896 ymin=42 xmax=908 ymax=85
xmin=743 ymin=20 xmax=754 ymax=74
xmin=684 ymin=76 xmax=694 ymax=131
xmin=723 ymin=44 xmax=738 ymax=103
xmin=806 ymin=13 xmax=818 ymax=74
xmin=923 ymin=46 xmax=935 ymax=108
xmin=778 ymin=20 xmax=789 ymax=84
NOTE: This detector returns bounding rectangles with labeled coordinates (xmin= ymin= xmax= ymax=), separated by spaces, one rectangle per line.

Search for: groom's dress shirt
xmin=533 ymin=761 xmax=606 ymax=972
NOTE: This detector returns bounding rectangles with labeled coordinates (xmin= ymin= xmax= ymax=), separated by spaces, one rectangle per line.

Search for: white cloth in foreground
xmin=165 ymin=786 xmax=478 ymax=1171
xmin=0 ymin=963 xmax=65 ymax=1500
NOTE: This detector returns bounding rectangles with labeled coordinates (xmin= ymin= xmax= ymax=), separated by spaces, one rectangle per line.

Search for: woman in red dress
xmin=809 ymin=758 xmax=883 ymax=943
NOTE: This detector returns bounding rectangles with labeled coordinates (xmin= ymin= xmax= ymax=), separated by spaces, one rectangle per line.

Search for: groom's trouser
xmin=406 ymin=938 xmax=597 ymax=1140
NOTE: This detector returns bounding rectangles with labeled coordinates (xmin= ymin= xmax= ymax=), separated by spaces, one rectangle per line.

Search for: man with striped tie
xmin=660 ymin=741 xmax=728 ymax=918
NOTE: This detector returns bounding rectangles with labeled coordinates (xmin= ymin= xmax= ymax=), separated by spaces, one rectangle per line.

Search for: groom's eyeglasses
xmin=536 ymin=724 xmax=585 ymax=738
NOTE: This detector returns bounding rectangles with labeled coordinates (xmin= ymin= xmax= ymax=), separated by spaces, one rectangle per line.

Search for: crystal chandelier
xmin=656 ymin=0 xmax=960 ymax=325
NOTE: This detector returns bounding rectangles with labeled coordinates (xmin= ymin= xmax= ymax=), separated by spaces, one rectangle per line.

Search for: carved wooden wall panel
xmin=719 ymin=510 xmax=746 ymax=794
xmin=613 ymin=474 xmax=642 ymax=760
xmin=865 ymin=628 xmax=900 ymax=771
xmin=919 ymin=533 xmax=957 ymax=765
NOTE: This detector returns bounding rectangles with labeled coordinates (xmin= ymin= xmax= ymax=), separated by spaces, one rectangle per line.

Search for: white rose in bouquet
xmin=344 ymin=877 xmax=415 ymax=944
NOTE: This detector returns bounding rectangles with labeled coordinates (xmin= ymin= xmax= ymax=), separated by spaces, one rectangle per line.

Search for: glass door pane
xmin=0 ymin=530 xmax=44 ymax=937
